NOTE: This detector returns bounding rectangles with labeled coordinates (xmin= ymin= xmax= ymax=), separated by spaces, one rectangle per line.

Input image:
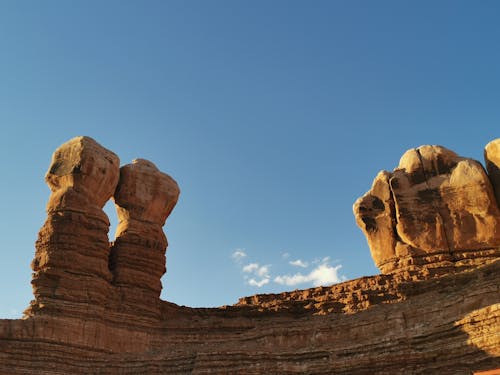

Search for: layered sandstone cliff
xmin=0 ymin=137 xmax=499 ymax=374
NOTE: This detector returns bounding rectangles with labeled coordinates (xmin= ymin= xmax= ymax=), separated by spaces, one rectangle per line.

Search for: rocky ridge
xmin=0 ymin=136 xmax=499 ymax=374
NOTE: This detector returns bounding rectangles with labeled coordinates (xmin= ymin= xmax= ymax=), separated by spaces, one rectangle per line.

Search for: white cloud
xmin=242 ymin=263 xmax=259 ymax=273
xmin=248 ymin=278 xmax=270 ymax=287
xmin=256 ymin=265 xmax=270 ymax=277
xmin=274 ymin=261 xmax=343 ymax=287
xmin=308 ymin=263 xmax=343 ymax=286
xmin=274 ymin=273 xmax=308 ymax=286
xmin=242 ymin=263 xmax=271 ymax=287
xmin=233 ymin=248 xmax=344 ymax=290
xmin=231 ymin=249 xmax=247 ymax=263
xmin=289 ymin=259 xmax=308 ymax=268
xmin=232 ymin=249 xmax=272 ymax=288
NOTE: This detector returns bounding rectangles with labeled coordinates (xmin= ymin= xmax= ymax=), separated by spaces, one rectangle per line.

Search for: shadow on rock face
xmin=354 ymin=143 xmax=500 ymax=275
xmin=0 ymin=136 xmax=498 ymax=374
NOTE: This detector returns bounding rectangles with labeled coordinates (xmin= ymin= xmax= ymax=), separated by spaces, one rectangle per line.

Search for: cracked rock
xmin=354 ymin=144 xmax=500 ymax=274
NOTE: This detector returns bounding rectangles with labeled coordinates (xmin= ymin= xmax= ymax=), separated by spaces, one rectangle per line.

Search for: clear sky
xmin=1 ymin=1 xmax=499 ymax=317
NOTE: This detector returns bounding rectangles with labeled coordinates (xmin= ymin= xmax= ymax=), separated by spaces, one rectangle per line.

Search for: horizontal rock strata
xmin=0 ymin=137 xmax=498 ymax=374
xmin=26 ymin=136 xmax=120 ymax=319
xmin=25 ymin=137 xmax=179 ymax=329
xmin=1 ymin=260 xmax=498 ymax=374
xmin=109 ymin=159 xmax=180 ymax=321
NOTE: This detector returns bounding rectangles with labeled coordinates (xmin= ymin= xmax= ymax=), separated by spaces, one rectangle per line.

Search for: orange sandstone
xmin=0 ymin=136 xmax=498 ymax=374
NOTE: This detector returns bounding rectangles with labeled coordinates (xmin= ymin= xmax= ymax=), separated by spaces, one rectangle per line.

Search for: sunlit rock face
xmin=109 ymin=159 xmax=180 ymax=319
xmin=485 ymin=138 xmax=500 ymax=206
xmin=354 ymin=143 xmax=500 ymax=274
xmin=27 ymin=136 xmax=120 ymax=318
xmin=0 ymin=136 xmax=497 ymax=375
xmin=353 ymin=170 xmax=398 ymax=269
xmin=26 ymin=137 xmax=180 ymax=323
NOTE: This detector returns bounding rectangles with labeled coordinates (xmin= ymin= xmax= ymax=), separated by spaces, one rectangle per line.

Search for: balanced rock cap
xmin=113 ymin=158 xmax=180 ymax=226
xmin=45 ymin=136 xmax=120 ymax=208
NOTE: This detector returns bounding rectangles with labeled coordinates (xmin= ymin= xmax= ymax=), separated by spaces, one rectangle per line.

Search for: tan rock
xmin=392 ymin=145 xmax=500 ymax=252
xmin=4 ymin=260 xmax=500 ymax=374
xmin=353 ymin=171 xmax=397 ymax=270
xmin=1 ymin=136 xmax=499 ymax=374
xmin=109 ymin=159 xmax=180 ymax=319
xmin=485 ymin=138 xmax=500 ymax=206
xmin=45 ymin=136 xmax=120 ymax=212
xmin=354 ymin=144 xmax=500 ymax=274
xmin=27 ymin=136 xmax=119 ymax=318
xmin=113 ymin=159 xmax=179 ymax=228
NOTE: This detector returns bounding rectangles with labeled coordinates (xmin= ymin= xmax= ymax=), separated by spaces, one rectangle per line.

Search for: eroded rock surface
xmin=0 ymin=137 xmax=498 ymax=374
xmin=109 ymin=159 xmax=180 ymax=319
xmin=354 ymin=144 xmax=500 ymax=274
xmin=2 ymin=261 xmax=499 ymax=374
xmin=26 ymin=136 xmax=120 ymax=318
xmin=25 ymin=138 xmax=180 ymax=325
xmin=485 ymin=138 xmax=500 ymax=206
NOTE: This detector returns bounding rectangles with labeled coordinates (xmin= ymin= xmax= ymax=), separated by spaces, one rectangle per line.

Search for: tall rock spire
xmin=27 ymin=136 xmax=120 ymax=318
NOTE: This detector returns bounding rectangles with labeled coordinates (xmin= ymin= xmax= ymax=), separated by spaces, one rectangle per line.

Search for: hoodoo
xmin=27 ymin=136 xmax=120 ymax=319
xmin=0 ymin=136 xmax=498 ymax=374
xmin=110 ymin=159 xmax=180 ymax=320
xmin=353 ymin=144 xmax=500 ymax=274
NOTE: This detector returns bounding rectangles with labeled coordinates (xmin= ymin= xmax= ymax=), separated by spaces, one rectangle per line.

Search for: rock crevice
xmin=354 ymin=142 xmax=500 ymax=274
xmin=414 ymin=146 xmax=453 ymax=253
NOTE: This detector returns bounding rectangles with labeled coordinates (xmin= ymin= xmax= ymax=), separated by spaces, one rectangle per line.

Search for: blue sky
xmin=1 ymin=1 xmax=499 ymax=317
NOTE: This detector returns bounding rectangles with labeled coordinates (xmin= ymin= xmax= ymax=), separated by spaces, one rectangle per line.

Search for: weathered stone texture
xmin=1 ymin=261 xmax=499 ymax=374
xmin=354 ymin=144 xmax=500 ymax=274
xmin=26 ymin=136 xmax=120 ymax=318
xmin=109 ymin=159 xmax=180 ymax=319
xmin=485 ymin=138 xmax=500 ymax=205
xmin=25 ymin=137 xmax=180 ymax=325
xmin=353 ymin=170 xmax=398 ymax=267
xmin=0 ymin=137 xmax=498 ymax=374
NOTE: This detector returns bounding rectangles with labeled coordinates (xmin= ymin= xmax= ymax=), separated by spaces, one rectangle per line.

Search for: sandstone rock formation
xmin=485 ymin=138 xmax=500 ymax=205
xmin=2 ymin=260 xmax=499 ymax=374
xmin=25 ymin=137 xmax=180 ymax=327
xmin=26 ymin=136 xmax=120 ymax=318
xmin=354 ymin=144 xmax=500 ymax=274
xmin=109 ymin=159 xmax=180 ymax=320
xmin=0 ymin=137 xmax=498 ymax=374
